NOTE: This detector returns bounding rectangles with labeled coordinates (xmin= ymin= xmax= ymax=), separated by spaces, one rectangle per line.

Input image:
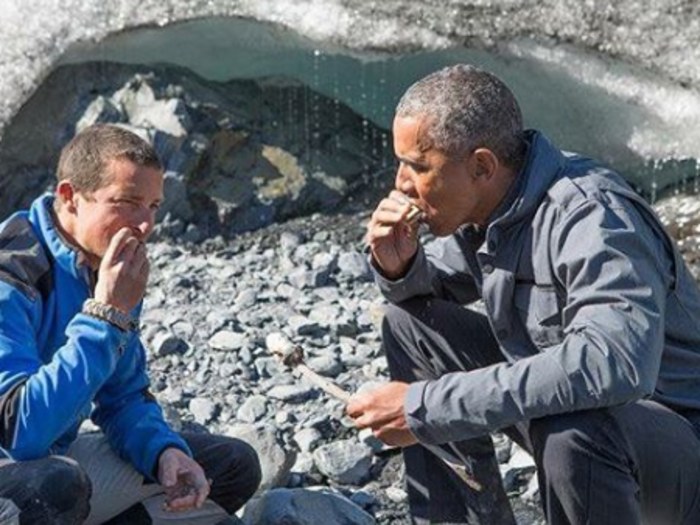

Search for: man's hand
xmin=157 ymin=447 xmax=210 ymax=512
xmin=94 ymin=227 xmax=149 ymax=314
xmin=346 ymin=382 xmax=419 ymax=447
xmin=366 ymin=191 xmax=421 ymax=280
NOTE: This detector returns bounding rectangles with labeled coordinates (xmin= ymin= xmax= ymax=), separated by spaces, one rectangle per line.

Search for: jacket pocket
xmin=514 ymin=283 xmax=564 ymax=348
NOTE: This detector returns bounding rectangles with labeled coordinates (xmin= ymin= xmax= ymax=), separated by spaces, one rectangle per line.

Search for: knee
xmin=529 ymin=410 xmax=614 ymax=486
xmin=381 ymin=299 xmax=429 ymax=355
xmin=15 ymin=457 xmax=91 ymax=524
xmin=209 ymin=437 xmax=262 ymax=513
xmin=42 ymin=458 xmax=92 ymax=521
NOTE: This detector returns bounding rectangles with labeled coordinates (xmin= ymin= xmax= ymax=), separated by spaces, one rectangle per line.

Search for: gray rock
xmin=235 ymin=288 xmax=258 ymax=310
xmin=288 ymin=267 xmax=330 ymax=289
xmin=189 ymin=397 xmax=218 ymax=425
xmin=312 ymin=252 xmax=337 ymax=273
xmin=76 ymin=95 xmax=123 ymax=131
xmin=313 ymin=440 xmax=373 ymax=485
xmin=306 ymin=355 xmax=343 ymax=378
xmin=338 ymin=251 xmax=371 ymax=280
xmin=254 ymin=357 xmax=283 ymax=379
xmin=237 ymin=395 xmax=268 ymax=424
xmin=293 ymin=427 xmax=323 ymax=453
xmin=151 ymin=331 xmax=188 ymax=357
xmin=243 ymin=488 xmax=375 ymax=525
xmin=209 ymin=330 xmax=248 ymax=352
xmin=225 ymin=424 xmax=296 ymax=492
xmin=268 ymin=385 xmax=316 ymax=404
xmin=280 ymin=232 xmax=304 ymax=252
xmin=287 ymin=315 xmax=321 ymax=336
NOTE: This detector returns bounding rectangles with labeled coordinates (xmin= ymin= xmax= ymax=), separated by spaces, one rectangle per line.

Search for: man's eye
xmin=116 ymin=200 xmax=138 ymax=208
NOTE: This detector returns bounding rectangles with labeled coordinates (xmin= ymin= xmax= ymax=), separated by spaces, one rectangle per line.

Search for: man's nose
xmin=395 ymin=164 xmax=414 ymax=193
xmin=132 ymin=212 xmax=155 ymax=240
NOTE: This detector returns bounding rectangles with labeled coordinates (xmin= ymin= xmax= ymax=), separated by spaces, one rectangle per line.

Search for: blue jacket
xmin=0 ymin=194 xmax=190 ymax=478
xmin=375 ymin=131 xmax=700 ymax=444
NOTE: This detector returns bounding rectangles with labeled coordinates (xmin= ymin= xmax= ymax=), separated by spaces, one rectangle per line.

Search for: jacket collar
xmin=29 ymin=194 xmax=91 ymax=282
xmin=490 ymin=130 xmax=566 ymax=229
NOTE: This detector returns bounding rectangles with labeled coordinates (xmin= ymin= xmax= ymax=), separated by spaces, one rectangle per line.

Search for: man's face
xmin=393 ymin=115 xmax=491 ymax=236
xmin=67 ymin=157 xmax=163 ymax=268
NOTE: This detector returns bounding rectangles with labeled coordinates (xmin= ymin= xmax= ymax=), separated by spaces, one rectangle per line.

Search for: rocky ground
xmin=135 ymin=210 xmax=546 ymax=524
xmin=131 ymin=192 xmax=700 ymax=524
xmin=6 ymin=61 xmax=699 ymax=524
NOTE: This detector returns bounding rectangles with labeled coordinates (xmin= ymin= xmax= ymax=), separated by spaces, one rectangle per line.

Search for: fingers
xmin=160 ymin=461 xmax=178 ymax=488
xmin=164 ymin=490 xmax=198 ymax=512
xmin=102 ymin=227 xmax=134 ymax=266
xmin=193 ymin=476 xmax=210 ymax=508
xmin=163 ymin=472 xmax=210 ymax=512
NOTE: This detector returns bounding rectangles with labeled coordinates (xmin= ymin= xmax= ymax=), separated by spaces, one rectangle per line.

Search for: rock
xmin=385 ymin=486 xmax=408 ymax=503
xmin=225 ymin=424 xmax=296 ymax=493
xmin=235 ymin=288 xmax=258 ymax=310
xmin=151 ymin=331 xmax=188 ymax=357
xmin=189 ymin=397 xmax=218 ymax=425
xmin=306 ymin=355 xmax=343 ymax=378
xmin=293 ymin=427 xmax=323 ymax=453
xmin=209 ymin=330 xmax=248 ymax=351
xmin=237 ymin=395 xmax=268 ymax=424
xmin=280 ymin=232 xmax=305 ymax=252
xmin=242 ymin=488 xmax=376 ymax=525
xmin=287 ymin=315 xmax=322 ymax=336
xmin=268 ymin=384 xmax=316 ymax=404
xmin=338 ymin=251 xmax=371 ymax=280
xmin=313 ymin=440 xmax=373 ymax=485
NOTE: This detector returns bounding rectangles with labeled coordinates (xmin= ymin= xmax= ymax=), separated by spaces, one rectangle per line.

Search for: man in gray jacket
xmin=347 ymin=64 xmax=700 ymax=524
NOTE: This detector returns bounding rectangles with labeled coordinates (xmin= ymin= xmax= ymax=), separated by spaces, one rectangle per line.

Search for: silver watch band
xmin=82 ymin=299 xmax=136 ymax=332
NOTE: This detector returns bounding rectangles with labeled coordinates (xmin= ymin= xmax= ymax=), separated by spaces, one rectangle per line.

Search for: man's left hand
xmin=157 ymin=447 xmax=210 ymax=512
xmin=346 ymin=382 xmax=419 ymax=447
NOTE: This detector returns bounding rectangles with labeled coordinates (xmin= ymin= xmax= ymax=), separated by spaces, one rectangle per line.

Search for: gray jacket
xmin=375 ymin=131 xmax=700 ymax=445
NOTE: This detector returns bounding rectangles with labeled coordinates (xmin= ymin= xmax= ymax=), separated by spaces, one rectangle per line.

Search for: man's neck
xmin=52 ymin=205 xmax=99 ymax=271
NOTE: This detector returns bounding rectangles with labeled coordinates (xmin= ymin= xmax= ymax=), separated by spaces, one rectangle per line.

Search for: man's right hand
xmin=366 ymin=190 xmax=420 ymax=280
xmin=94 ymin=227 xmax=149 ymax=314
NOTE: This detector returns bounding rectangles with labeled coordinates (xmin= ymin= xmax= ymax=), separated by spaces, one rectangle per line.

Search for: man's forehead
xmin=394 ymin=115 xmax=434 ymax=154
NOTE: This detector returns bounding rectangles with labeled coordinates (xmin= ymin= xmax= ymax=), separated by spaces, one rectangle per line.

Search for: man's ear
xmin=56 ymin=181 xmax=78 ymax=213
xmin=473 ymin=148 xmax=499 ymax=179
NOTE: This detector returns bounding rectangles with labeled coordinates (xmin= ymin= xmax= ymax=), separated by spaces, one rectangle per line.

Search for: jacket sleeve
xmin=91 ymin=332 xmax=191 ymax=480
xmin=372 ymin=236 xmax=481 ymax=305
xmin=404 ymin=197 xmax=673 ymax=444
xmin=0 ymin=282 xmax=124 ymax=458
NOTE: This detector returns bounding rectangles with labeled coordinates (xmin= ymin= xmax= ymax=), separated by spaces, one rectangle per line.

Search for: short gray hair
xmin=57 ymin=124 xmax=162 ymax=194
xmin=396 ymin=65 xmax=525 ymax=168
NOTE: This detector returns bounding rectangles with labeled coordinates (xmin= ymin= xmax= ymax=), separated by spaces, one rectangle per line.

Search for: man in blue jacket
xmin=0 ymin=124 xmax=260 ymax=524
xmin=348 ymin=65 xmax=700 ymax=524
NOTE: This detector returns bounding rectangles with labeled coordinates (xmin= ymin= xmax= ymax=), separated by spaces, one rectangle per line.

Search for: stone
xmin=209 ymin=330 xmax=248 ymax=351
xmin=225 ymin=424 xmax=296 ymax=492
xmin=337 ymin=251 xmax=371 ymax=280
xmin=189 ymin=397 xmax=218 ymax=425
xmin=151 ymin=331 xmax=188 ymax=357
xmin=268 ymin=384 xmax=316 ymax=404
xmin=306 ymin=355 xmax=343 ymax=378
xmin=313 ymin=440 xmax=373 ymax=485
xmin=242 ymin=488 xmax=375 ymax=525
xmin=293 ymin=427 xmax=323 ymax=453
xmin=237 ymin=395 xmax=268 ymax=424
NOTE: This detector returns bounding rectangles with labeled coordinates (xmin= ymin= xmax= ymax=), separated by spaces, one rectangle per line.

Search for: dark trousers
xmin=384 ymin=298 xmax=700 ymax=525
xmin=0 ymin=432 xmax=261 ymax=525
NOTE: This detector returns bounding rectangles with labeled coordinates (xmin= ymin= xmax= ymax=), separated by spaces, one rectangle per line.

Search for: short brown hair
xmin=56 ymin=124 xmax=162 ymax=194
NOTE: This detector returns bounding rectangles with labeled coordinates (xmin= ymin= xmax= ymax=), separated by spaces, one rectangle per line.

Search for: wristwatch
xmin=82 ymin=299 xmax=137 ymax=332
